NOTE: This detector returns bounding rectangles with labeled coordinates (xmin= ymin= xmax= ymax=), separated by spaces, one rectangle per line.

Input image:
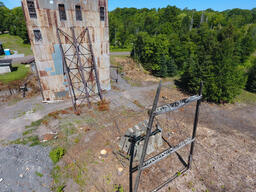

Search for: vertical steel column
xmin=86 ymin=27 xmax=103 ymax=101
xmin=129 ymin=136 xmax=136 ymax=192
xmin=71 ymin=27 xmax=91 ymax=108
xmin=56 ymin=28 xmax=77 ymax=111
xmin=188 ymin=82 xmax=203 ymax=168
xmin=134 ymin=81 xmax=162 ymax=192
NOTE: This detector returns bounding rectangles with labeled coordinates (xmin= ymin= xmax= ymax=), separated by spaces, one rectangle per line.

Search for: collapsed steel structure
xmin=56 ymin=27 xmax=103 ymax=111
xmin=128 ymin=81 xmax=203 ymax=192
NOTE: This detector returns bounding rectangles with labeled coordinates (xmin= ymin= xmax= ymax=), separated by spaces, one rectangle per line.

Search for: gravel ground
xmin=0 ymin=145 xmax=53 ymax=192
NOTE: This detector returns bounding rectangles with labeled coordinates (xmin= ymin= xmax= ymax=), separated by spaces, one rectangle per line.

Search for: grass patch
xmin=0 ymin=64 xmax=30 ymax=84
xmin=110 ymin=55 xmax=127 ymax=70
xmin=22 ymin=128 xmax=37 ymax=136
xmin=49 ymin=147 xmax=65 ymax=164
xmin=0 ymin=34 xmax=32 ymax=56
xmin=110 ymin=47 xmax=131 ymax=52
xmin=10 ymin=135 xmax=40 ymax=146
xmin=35 ymin=171 xmax=44 ymax=177
xmin=234 ymin=90 xmax=256 ymax=104
xmin=55 ymin=185 xmax=65 ymax=192
xmin=113 ymin=184 xmax=124 ymax=192
xmin=25 ymin=118 xmax=44 ymax=129
xmin=51 ymin=166 xmax=66 ymax=192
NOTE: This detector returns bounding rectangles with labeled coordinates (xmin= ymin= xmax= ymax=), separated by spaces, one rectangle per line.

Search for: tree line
xmin=0 ymin=2 xmax=28 ymax=43
xmin=109 ymin=7 xmax=256 ymax=103
xmin=0 ymin=2 xmax=255 ymax=103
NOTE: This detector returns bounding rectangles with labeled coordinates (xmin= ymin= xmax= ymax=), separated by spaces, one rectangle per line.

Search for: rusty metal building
xmin=22 ymin=0 xmax=110 ymax=101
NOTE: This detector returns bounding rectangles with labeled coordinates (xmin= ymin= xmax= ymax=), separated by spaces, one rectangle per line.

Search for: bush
xmin=49 ymin=147 xmax=65 ymax=164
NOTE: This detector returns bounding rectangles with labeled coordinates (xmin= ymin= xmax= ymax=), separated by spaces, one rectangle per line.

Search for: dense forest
xmin=0 ymin=1 xmax=256 ymax=103
xmin=0 ymin=2 xmax=28 ymax=42
xmin=109 ymin=7 xmax=256 ymax=103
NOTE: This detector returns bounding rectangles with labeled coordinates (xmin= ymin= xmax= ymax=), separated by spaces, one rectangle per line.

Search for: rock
xmin=0 ymin=178 xmax=3 ymax=183
xmin=100 ymin=149 xmax=108 ymax=157
xmin=117 ymin=167 xmax=123 ymax=176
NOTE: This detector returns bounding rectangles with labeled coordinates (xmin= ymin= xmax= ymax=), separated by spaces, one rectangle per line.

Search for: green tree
xmin=246 ymin=59 xmax=256 ymax=93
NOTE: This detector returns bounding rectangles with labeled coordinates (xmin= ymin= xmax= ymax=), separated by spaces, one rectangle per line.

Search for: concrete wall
xmin=22 ymin=0 xmax=110 ymax=101
xmin=0 ymin=66 xmax=11 ymax=74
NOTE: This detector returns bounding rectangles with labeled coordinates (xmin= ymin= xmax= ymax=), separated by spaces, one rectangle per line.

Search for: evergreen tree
xmin=246 ymin=59 xmax=256 ymax=93
xmin=166 ymin=57 xmax=177 ymax=77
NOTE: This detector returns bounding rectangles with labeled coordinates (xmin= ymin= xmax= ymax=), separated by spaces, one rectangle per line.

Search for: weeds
xmin=113 ymin=184 xmax=124 ymax=192
xmin=51 ymin=166 xmax=61 ymax=184
xmin=35 ymin=171 xmax=44 ymax=177
xmin=51 ymin=166 xmax=65 ymax=192
xmin=10 ymin=136 xmax=40 ymax=146
xmin=25 ymin=118 xmax=44 ymax=129
xmin=22 ymin=128 xmax=37 ymax=136
xmin=49 ymin=147 xmax=65 ymax=164
xmin=55 ymin=185 xmax=65 ymax=192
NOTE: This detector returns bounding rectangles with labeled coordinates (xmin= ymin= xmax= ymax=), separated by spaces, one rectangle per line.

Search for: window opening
xmin=34 ymin=30 xmax=42 ymax=42
xmin=75 ymin=5 xmax=82 ymax=21
xmin=100 ymin=7 xmax=105 ymax=21
xmin=27 ymin=0 xmax=37 ymax=18
xmin=58 ymin=4 xmax=67 ymax=21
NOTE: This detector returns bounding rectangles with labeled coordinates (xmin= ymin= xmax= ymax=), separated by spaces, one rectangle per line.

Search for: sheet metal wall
xmin=22 ymin=0 xmax=110 ymax=101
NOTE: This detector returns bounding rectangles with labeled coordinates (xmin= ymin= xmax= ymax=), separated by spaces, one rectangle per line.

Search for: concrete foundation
xmin=119 ymin=120 xmax=163 ymax=161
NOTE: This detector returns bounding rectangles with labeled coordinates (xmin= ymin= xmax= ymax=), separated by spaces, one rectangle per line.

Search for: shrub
xmin=49 ymin=147 xmax=65 ymax=164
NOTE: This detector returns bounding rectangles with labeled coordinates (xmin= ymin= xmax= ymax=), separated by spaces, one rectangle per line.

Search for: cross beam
xmin=129 ymin=81 xmax=203 ymax=192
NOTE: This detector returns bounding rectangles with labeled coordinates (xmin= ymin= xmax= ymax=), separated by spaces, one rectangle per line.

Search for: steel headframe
xmin=128 ymin=81 xmax=203 ymax=192
xmin=56 ymin=27 xmax=103 ymax=111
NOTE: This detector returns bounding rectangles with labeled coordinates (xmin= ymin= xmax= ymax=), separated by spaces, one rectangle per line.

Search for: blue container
xmin=4 ymin=49 xmax=11 ymax=56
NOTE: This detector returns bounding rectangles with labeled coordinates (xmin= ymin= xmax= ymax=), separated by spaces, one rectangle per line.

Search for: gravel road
xmin=0 ymin=145 xmax=52 ymax=192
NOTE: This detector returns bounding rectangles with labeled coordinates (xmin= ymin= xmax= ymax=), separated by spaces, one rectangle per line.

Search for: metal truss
xmin=56 ymin=27 xmax=103 ymax=111
xmin=128 ymin=81 xmax=203 ymax=192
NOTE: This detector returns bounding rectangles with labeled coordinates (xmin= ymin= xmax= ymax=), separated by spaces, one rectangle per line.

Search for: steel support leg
xmin=86 ymin=27 xmax=103 ymax=101
xmin=188 ymin=82 xmax=203 ymax=168
xmin=129 ymin=137 xmax=136 ymax=192
xmin=56 ymin=28 xmax=77 ymax=111
xmin=133 ymin=81 xmax=162 ymax=192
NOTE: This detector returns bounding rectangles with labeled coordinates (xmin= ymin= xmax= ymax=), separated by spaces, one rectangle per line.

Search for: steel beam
xmin=133 ymin=81 xmax=162 ymax=192
xmin=188 ymin=82 xmax=203 ymax=168
xmin=154 ymin=95 xmax=202 ymax=116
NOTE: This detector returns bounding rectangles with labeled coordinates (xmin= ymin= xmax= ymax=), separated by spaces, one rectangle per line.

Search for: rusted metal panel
xmin=22 ymin=0 xmax=110 ymax=101
xmin=39 ymin=70 xmax=48 ymax=77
